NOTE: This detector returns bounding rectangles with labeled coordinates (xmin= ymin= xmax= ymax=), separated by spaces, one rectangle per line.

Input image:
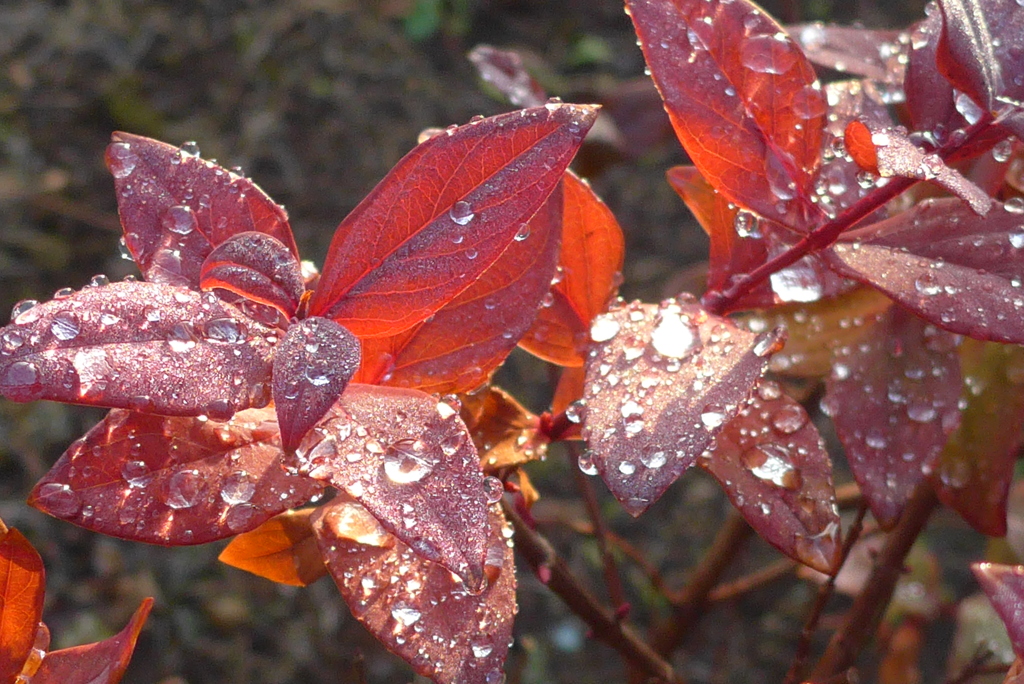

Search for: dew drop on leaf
xmin=382 ymin=439 xmax=435 ymax=483
xmin=483 ymin=476 xmax=504 ymax=504
xmin=450 ymin=200 xmax=475 ymax=226
xmin=121 ymin=460 xmax=151 ymax=488
xmin=770 ymin=404 xmax=808 ymax=434
xmin=220 ymin=471 xmax=256 ymax=505
xmin=390 ymin=602 xmax=422 ymax=627
xmin=1006 ymin=197 xmax=1024 ymax=215
xmin=577 ymin=449 xmax=598 ymax=475
xmin=35 ymin=482 xmax=81 ymax=517
xmin=565 ymin=400 xmax=585 ymax=424
xmin=165 ymin=470 xmax=202 ymax=509
xmin=733 ymin=210 xmax=760 ymax=238
xmin=700 ymin=404 xmax=728 ymax=429
xmin=11 ymin=299 xmax=39 ymax=323
xmin=178 ymin=141 xmax=201 ymax=157
xmin=590 ymin=314 xmax=621 ymax=342
xmin=161 ymin=205 xmax=198 ymax=235
xmin=618 ymin=461 xmax=637 ymax=475
xmin=741 ymin=444 xmax=802 ymax=489
xmin=107 ymin=142 xmax=139 ymax=178
xmin=3 ymin=360 xmax=40 ymax=390
xmin=650 ymin=304 xmax=700 ymax=358
xmin=639 ymin=446 xmax=667 ymax=469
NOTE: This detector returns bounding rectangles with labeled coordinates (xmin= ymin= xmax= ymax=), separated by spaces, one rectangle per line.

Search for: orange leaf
xmin=218 ymin=509 xmax=326 ymax=587
xmin=0 ymin=526 xmax=45 ymax=681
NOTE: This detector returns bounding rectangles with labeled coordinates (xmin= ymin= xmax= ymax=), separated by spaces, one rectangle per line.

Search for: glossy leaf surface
xmin=106 ymin=133 xmax=296 ymax=287
xmin=973 ymin=563 xmax=1024 ymax=659
xmin=308 ymin=104 xmax=597 ymax=337
xmin=0 ymin=281 xmax=275 ymax=418
xmin=702 ymin=381 xmax=840 ymax=573
xmin=519 ymin=172 xmax=625 ymax=366
xmin=788 ymin=23 xmax=907 ymax=84
xmin=459 ymin=386 xmax=547 ymax=470
xmin=313 ymin=499 xmax=515 ymax=684
xmin=29 ymin=408 xmax=321 ymax=545
xmin=218 ymin=509 xmax=326 ymax=586
xmin=32 ymin=597 xmax=153 ymax=684
xmin=354 ymin=183 xmax=562 ymax=394
xmin=823 ymin=307 xmax=961 ymax=527
xmin=627 ymin=0 xmax=826 ymax=226
xmin=294 ymin=385 xmax=490 ymax=587
xmin=581 ymin=298 xmax=781 ymax=516
xmin=905 ymin=13 xmax=965 ymax=136
xmin=936 ymin=0 xmax=1000 ymax=110
xmin=273 ymin=317 xmax=361 ymax=453
xmin=199 ymin=231 xmax=305 ymax=320
xmin=0 ymin=527 xmax=44 ymax=681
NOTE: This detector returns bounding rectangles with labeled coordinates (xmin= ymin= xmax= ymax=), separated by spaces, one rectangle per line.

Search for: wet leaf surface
xmin=199 ymin=231 xmax=305 ymax=321
xmin=459 ymin=386 xmax=547 ymax=471
xmin=0 ymin=527 xmax=45 ymax=681
xmin=29 ymin=408 xmax=321 ymax=545
xmin=218 ymin=509 xmax=327 ymax=587
xmin=974 ymin=563 xmax=1024 ymax=659
xmin=788 ymin=23 xmax=907 ymax=84
xmin=936 ymin=0 xmax=1000 ymax=110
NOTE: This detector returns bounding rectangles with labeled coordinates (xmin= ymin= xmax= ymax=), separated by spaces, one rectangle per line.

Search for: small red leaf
xmin=823 ymin=307 xmax=961 ymax=527
xmin=106 ymin=133 xmax=297 ymax=287
xmin=0 ymin=281 xmax=275 ymax=418
xmin=581 ymin=297 xmax=782 ymax=516
xmin=701 ymin=381 xmax=841 ymax=574
xmin=0 ymin=527 xmax=45 ymax=681
xmin=32 ymin=597 xmax=153 ymax=684
xmin=308 ymin=104 xmax=598 ymax=338
xmin=974 ymin=563 xmax=1024 ymax=659
xmin=218 ymin=509 xmax=327 ymax=587
xmin=519 ymin=172 xmax=625 ymax=367
xmin=313 ymin=498 xmax=515 ymax=684
xmin=627 ymin=0 xmax=826 ymax=227
xmin=273 ymin=317 xmax=361 ymax=453
xmin=199 ymin=231 xmax=305 ymax=320
xmin=294 ymin=385 xmax=491 ymax=587
xmin=29 ymin=409 xmax=321 ymax=545
xmin=467 ymin=45 xmax=547 ymax=107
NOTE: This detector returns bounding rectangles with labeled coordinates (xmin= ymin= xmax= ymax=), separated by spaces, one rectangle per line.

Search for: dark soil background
xmin=2 ymin=2 xmax=992 ymax=684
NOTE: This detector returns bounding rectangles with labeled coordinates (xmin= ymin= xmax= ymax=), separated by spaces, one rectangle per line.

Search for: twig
xmin=808 ymin=482 xmax=939 ymax=681
xmin=503 ymin=501 xmax=684 ymax=683
xmin=835 ymin=481 xmax=862 ymax=510
xmin=707 ymin=558 xmax=798 ymax=603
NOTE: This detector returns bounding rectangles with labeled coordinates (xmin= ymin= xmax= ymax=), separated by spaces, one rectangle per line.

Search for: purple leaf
xmin=580 ymin=297 xmax=783 ymax=516
xmin=0 ymin=281 xmax=274 ymax=418
xmin=973 ymin=562 xmax=1024 ymax=659
xmin=272 ymin=317 xmax=361 ymax=453
xmin=199 ymin=232 xmax=305 ymax=321
xmin=905 ymin=13 xmax=966 ymax=136
xmin=701 ymin=380 xmax=841 ymax=573
xmin=293 ymin=385 xmax=491 ymax=588
xmin=788 ymin=23 xmax=907 ymax=84
xmin=937 ymin=0 xmax=1001 ymax=110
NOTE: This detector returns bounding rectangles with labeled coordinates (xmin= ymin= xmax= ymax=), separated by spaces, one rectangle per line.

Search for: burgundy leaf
xmin=937 ymin=0 xmax=1001 ymax=110
xmin=355 ymin=183 xmax=562 ymax=393
xmin=701 ymin=380 xmax=841 ymax=573
xmin=28 ymin=408 xmax=321 ymax=545
xmin=788 ymin=23 xmax=908 ymax=84
xmin=626 ymin=0 xmax=827 ymax=228
xmin=822 ymin=307 xmax=961 ymax=527
xmin=273 ymin=317 xmax=361 ymax=453
xmin=828 ymin=198 xmax=1024 ymax=344
xmin=0 ymin=281 xmax=274 ymax=418
xmin=199 ymin=231 xmax=305 ymax=320
xmin=467 ymin=45 xmax=547 ymax=107
xmin=307 ymin=104 xmax=597 ymax=338
xmin=905 ymin=13 xmax=972 ymax=140
xmin=106 ymin=133 xmax=297 ymax=287
xmin=293 ymin=385 xmax=491 ymax=587
xmin=313 ymin=498 xmax=515 ymax=684
xmin=32 ymin=598 xmax=152 ymax=684
xmin=580 ymin=297 xmax=783 ymax=516
xmin=973 ymin=563 xmax=1024 ymax=659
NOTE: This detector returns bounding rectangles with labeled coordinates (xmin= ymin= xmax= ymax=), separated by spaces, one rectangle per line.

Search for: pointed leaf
xmin=0 ymin=281 xmax=275 ymax=418
xmin=701 ymin=380 xmax=841 ymax=573
xmin=294 ymin=385 xmax=491 ymax=587
xmin=308 ymin=104 xmax=598 ymax=337
xmin=973 ymin=563 xmax=1024 ymax=659
xmin=313 ymin=499 xmax=515 ymax=684
xmin=354 ymin=182 xmax=563 ymax=394
xmin=0 ymin=527 xmax=44 ymax=681
xmin=273 ymin=317 xmax=361 ymax=453
xmin=822 ymin=307 xmax=961 ymax=527
xmin=106 ymin=133 xmax=297 ymax=287
xmin=580 ymin=297 xmax=782 ymax=516
xmin=32 ymin=597 xmax=153 ymax=684
xmin=937 ymin=0 xmax=1001 ymax=110
xmin=519 ymin=172 xmax=625 ymax=367
xmin=467 ymin=45 xmax=547 ymax=107
xmin=552 ymin=364 xmax=587 ymax=418
xmin=828 ymin=199 xmax=1024 ymax=344
xmin=459 ymin=387 xmax=547 ymax=471
xmin=626 ymin=0 xmax=826 ymax=227
xmin=905 ymin=13 xmax=968 ymax=137
xmin=199 ymin=231 xmax=305 ymax=320
xmin=932 ymin=340 xmax=1024 ymax=536
xmin=218 ymin=509 xmax=326 ymax=587
xmin=788 ymin=24 xmax=907 ymax=84
xmin=29 ymin=408 xmax=321 ymax=545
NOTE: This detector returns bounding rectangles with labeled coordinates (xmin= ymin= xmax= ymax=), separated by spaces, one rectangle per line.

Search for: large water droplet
xmin=771 ymin=404 xmax=807 ymax=434
xmin=914 ymin=272 xmax=942 ymax=296
xmin=483 ymin=476 xmax=504 ymax=504
xmin=165 ymin=470 xmax=202 ymax=509
xmin=107 ymin=142 xmax=139 ymax=178
xmin=577 ymin=449 xmax=598 ymax=475
xmin=651 ymin=305 xmax=700 ymax=358
xmin=390 ymin=602 xmax=422 ymax=626
xmin=203 ymin=317 xmax=245 ymax=343
xmin=741 ymin=444 xmax=802 ymax=489
xmin=3 ymin=361 xmax=40 ymax=390
xmin=700 ymin=404 xmax=727 ymax=430
xmin=34 ymin=482 xmax=81 ymax=517
xmin=450 ymin=200 xmax=475 ymax=225
xmin=162 ymin=205 xmax=198 ymax=235
xmin=639 ymin=445 xmax=667 ymax=469
xmin=383 ymin=439 xmax=435 ymax=483
xmin=590 ymin=314 xmax=620 ymax=342
xmin=11 ymin=300 xmax=39 ymax=323
xmin=618 ymin=461 xmax=636 ymax=475
xmin=472 ymin=641 xmax=494 ymax=658
xmin=122 ymin=460 xmax=152 ymax=488
xmin=220 ymin=471 xmax=255 ymax=505
xmin=740 ymin=34 xmax=798 ymax=74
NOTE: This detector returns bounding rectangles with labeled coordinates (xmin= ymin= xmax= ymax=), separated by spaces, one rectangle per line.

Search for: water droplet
xmin=485 ymin=670 xmax=506 ymax=684
xmin=993 ymin=139 xmax=1013 ymax=162
xmin=906 ymin=401 xmax=937 ymax=423
xmin=50 ymin=312 xmax=81 ymax=341
xmin=165 ymin=470 xmax=202 ymax=509
xmin=122 ymin=460 xmax=152 ymax=488
xmin=618 ymin=461 xmax=636 ymax=475
xmin=752 ymin=327 xmax=786 ymax=356
xmin=436 ymin=397 xmax=460 ymax=420
xmin=483 ymin=476 xmax=504 ymax=503
xmin=639 ymin=446 xmax=667 ymax=469
xmin=2 ymin=361 xmax=40 ymax=390
xmin=11 ymin=300 xmax=39 ymax=323
xmin=161 ymin=205 xmax=198 ymax=235
xmin=565 ymin=400 xmax=585 ymax=424
xmin=391 ymin=602 xmax=422 ymax=626
xmin=700 ymin=405 xmax=727 ymax=429
xmin=733 ymin=211 xmax=760 ymax=238
xmin=740 ymin=34 xmax=797 ymax=74
xmin=34 ymin=482 xmax=81 ymax=517
xmin=221 ymin=471 xmax=255 ymax=505
xmin=621 ymin=400 xmax=644 ymax=434
xmin=651 ymin=305 xmax=700 ymax=358
xmin=89 ymin=274 xmax=110 ymax=288
xmin=472 ymin=641 xmax=494 ymax=658
xmin=771 ymin=404 xmax=807 ymax=434
xmin=107 ymin=142 xmax=139 ymax=178
xmin=577 ymin=450 xmax=598 ymax=475
xmin=179 ymin=141 xmax=201 ymax=157
xmin=514 ymin=223 xmax=531 ymax=241
xmin=203 ymin=317 xmax=245 ymax=343
xmin=450 ymin=200 xmax=475 ymax=225
xmin=590 ymin=314 xmax=621 ymax=342
xmin=757 ymin=381 xmax=782 ymax=401
xmin=383 ymin=439 xmax=435 ymax=483
xmin=1006 ymin=197 xmax=1024 ymax=214
xmin=225 ymin=503 xmax=260 ymax=532
xmin=741 ymin=444 xmax=801 ymax=489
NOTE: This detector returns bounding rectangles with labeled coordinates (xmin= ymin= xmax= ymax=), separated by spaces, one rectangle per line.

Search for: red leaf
xmin=788 ymin=24 xmax=907 ymax=84
xmin=29 ymin=408 xmax=321 ymax=545
xmin=0 ymin=281 xmax=275 ymax=419
xmin=199 ymin=232 xmax=305 ymax=321
xmin=467 ymin=45 xmax=547 ymax=107
xmin=844 ymin=120 xmax=880 ymax=175
xmin=580 ymin=298 xmax=782 ymax=515
xmin=0 ymin=527 xmax=45 ymax=681
xmin=313 ymin=498 xmax=515 ymax=684
xmin=294 ymin=385 xmax=491 ymax=587
xmin=905 ymin=14 xmax=967 ymax=136
xmin=519 ymin=172 xmax=625 ymax=367
xmin=626 ymin=0 xmax=826 ymax=227
xmin=936 ymin=0 xmax=1000 ymax=110
xmin=308 ymin=104 xmax=598 ymax=338
xmin=273 ymin=317 xmax=361 ymax=453
xmin=218 ymin=509 xmax=326 ymax=587
xmin=354 ymin=182 xmax=563 ymax=394
xmin=32 ymin=597 xmax=153 ymax=684
xmin=701 ymin=381 xmax=841 ymax=573
xmin=106 ymin=133 xmax=297 ymax=287
xmin=828 ymin=199 xmax=1024 ymax=344
xmin=973 ymin=563 xmax=1024 ymax=659
xmin=822 ymin=307 xmax=961 ymax=527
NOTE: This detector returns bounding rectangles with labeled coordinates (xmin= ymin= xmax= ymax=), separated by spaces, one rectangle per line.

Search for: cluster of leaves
xmin=8 ymin=0 xmax=1024 ymax=680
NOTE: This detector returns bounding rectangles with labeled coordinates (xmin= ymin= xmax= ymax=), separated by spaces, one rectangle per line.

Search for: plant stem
xmin=503 ymin=501 xmax=684 ymax=683
xmin=707 ymin=557 xmax=797 ymax=603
